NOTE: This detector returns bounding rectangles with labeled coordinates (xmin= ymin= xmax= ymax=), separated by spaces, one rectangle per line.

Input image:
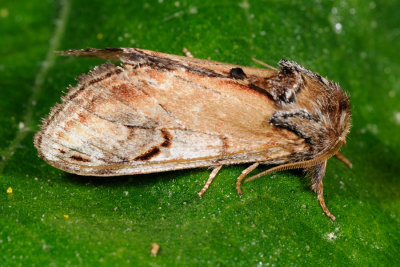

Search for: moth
xmin=34 ymin=47 xmax=352 ymax=221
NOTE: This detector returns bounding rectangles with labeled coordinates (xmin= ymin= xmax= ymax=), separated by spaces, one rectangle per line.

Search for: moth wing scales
xmin=35 ymin=52 xmax=308 ymax=176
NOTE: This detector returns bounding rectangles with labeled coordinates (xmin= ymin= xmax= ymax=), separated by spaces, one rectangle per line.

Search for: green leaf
xmin=1 ymin=0 xmax=399 ymax=265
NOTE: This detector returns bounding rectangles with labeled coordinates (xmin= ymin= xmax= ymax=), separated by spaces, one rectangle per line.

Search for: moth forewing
xmin=34 ymin=48 xmax=351 ymax=220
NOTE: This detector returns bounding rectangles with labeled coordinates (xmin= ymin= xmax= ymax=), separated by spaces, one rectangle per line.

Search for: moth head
xmin=323 ymin=82 xmax=352 ymax=151
xmin=275 ymin=59 xmax=352 ymax=154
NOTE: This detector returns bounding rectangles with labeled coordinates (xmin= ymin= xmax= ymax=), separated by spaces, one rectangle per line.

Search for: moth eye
xmin=229 ymin=68 xmax=247 ymax=80
xmin=281 ymin=66 xmax=294 ymax=75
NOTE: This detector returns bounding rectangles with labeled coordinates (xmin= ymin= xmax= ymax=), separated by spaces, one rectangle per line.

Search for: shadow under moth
xmin=34 ymin=48 xmax=352 ymax=221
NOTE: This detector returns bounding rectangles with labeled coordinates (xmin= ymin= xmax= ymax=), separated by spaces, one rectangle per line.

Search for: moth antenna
xmin=245 ymin=160 xmax=315 ymax=182
xmin=251 ymin=58 xmax=278 ymax=70
xmin=245 ymin=140 xmax=344 ymax=182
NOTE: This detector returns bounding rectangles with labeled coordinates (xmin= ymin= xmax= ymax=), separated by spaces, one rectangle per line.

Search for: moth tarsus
xmin=235 ymin=163 xmax=260 ymax=196
xmin=198 ymin=165 xmax=222 ymax=198
xmin=335 ymin=151 xmax=353 ymax=169
xmin=35 ymin=47 xmax=351 ymax=221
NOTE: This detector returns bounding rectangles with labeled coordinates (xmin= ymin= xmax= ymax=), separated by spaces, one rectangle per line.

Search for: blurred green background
xmin=1 ymin=0 xmax=399 ymax=265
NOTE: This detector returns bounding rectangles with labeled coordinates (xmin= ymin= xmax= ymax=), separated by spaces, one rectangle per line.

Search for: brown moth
xmin=34 ymin=48 xmax=352 ymax=221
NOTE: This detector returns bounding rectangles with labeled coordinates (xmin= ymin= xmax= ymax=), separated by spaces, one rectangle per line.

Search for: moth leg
xmin=182 ymin=48 xmax=194 ymax=58
xmin=311 ymin=161 xmax=336 ymax=221
xmin=236 ymin=163 xmax=260 ymax=196
xmin=335 ymin=152 xmax=352 ymax=169
xmin=198 ymin=165 xmax=223 ymax=198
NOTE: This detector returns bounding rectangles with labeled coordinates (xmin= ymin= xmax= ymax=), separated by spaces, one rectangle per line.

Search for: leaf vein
xmin=0 ymin=0 xmax=71 ymax=173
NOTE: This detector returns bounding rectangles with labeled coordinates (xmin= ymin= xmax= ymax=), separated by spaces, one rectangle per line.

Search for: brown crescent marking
xmin=160 ymin=128 xmax=172 ymax=148
xmin=132 ymin=129 xmax=172 ymax=161
xmin=134 ymin=146 xmax=161 ymax=161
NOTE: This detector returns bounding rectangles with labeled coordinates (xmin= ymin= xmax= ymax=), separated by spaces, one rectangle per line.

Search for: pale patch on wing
xmin=122 ymin=64 xmax=276 ymax=139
